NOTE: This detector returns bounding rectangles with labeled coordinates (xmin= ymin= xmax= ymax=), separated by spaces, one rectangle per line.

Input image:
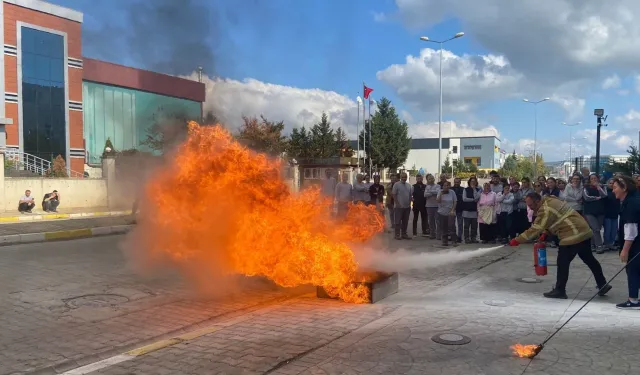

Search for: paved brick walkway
xmin=2 ymin=225 xmax=638 ymax=375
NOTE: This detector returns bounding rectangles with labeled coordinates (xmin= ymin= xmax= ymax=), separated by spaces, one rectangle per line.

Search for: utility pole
xmin=593 ymin=109 xmax=606 ymax=176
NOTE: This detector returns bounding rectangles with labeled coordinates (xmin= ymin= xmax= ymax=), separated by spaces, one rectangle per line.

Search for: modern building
xmin=350 ymin=135 xmax=502 ymax=175
xmin=0 ymin=0 xmax=205 ymax=175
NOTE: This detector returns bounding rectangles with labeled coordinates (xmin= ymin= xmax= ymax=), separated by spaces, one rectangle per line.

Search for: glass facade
xmin=83 ymin=81 xmax=201 ymax=164
xmin=21 ymin=27 xmax=66 ymax=162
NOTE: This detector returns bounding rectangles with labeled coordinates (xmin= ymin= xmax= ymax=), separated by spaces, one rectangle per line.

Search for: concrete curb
xmin=0 ymin=210 xmax=132 ymax=223
xmin=0 ymin=224 xmax=134 ymax=247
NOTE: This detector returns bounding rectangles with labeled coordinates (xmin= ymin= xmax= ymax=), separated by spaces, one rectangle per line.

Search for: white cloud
xmin=615 ymin=109 xmax=640 ymax=130
xmin=376 ymin=48 xmax=523 ymax=113
xmin=184 ymin=74 xmax=362 ymax=137
xmin=409 ymin=120 xmax=499 ymax=139
xmin=550 ymin=95 xmax=586 ymax=122
xmin=617 ymin=89 xmax=630 ymax=96
xmin=386 ymin=0 xmax=640 ymax=82
xmin=601 ymin=74 xmax=621 ymax=89
xmin=615 ymin=135 xmax=632 ymax=149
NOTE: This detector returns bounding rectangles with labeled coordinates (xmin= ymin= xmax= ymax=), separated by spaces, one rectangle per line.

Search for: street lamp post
xmin=522 ymin=98 xmax=550 ymax=171
xmin=562 ymin=122 xmax=582 ymax=173
xmin=356 ymin=96 xmax=362 ymax=169
xmin=420 ymin=32 xmax=464 ymax=178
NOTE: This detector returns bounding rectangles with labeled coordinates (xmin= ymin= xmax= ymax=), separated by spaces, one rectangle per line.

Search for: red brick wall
xmin=3 ymin=2 xmax=83 ymax=156
xmin=83 ymin=58 xmax=206 ymax=102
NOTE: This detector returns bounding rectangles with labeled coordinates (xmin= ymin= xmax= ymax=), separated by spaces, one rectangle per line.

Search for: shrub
xmin=46 ymin=155 xmax=68 ymax=178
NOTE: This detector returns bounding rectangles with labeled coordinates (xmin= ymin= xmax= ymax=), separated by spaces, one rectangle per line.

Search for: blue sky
xmin=51 ymin=0 xmax=639 ymax=161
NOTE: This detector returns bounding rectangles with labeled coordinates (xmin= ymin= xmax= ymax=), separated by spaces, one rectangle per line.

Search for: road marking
xmin=44 ymin=228 xmax=93 ymax=240
xmin=125 ymin=338 xmax=182 ymax=356
xmin=60 ymin=354 xmax=133 ymax=374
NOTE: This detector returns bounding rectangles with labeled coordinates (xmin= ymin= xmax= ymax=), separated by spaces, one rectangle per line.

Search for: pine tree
xmin=287 ymin=126 xmax=313 ymax=159
xmin=359 ymin=97 xmax=410 ymax=171
xmin=334 ymin=127 xmax=353 ymax=157
xmin=310 ymin=112 xmax=336 ymax=158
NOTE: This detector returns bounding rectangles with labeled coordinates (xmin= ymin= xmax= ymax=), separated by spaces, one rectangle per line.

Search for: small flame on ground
xmin=135 ymin=122 xmax=384 ymax=303
xmin=510 ymin=344 xmax=539 ymax=358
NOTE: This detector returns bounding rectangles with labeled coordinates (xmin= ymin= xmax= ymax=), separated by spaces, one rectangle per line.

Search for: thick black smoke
xmin=83 ymin=0 xmax=216 ymax=75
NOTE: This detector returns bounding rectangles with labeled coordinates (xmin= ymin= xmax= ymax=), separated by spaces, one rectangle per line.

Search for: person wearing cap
xmin=42 ymin=190 xmax=60 ymax=212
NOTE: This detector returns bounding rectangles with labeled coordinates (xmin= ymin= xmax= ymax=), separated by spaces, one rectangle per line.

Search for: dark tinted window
xmin=21 ymin=27 xmax=66 ymax=162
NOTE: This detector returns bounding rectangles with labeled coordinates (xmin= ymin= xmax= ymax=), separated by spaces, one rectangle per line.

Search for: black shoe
xmin=616 ymin=300 xmax=640 ymax=310
xmin=457 ymin=236 xmax=462 ymax=242
xmin=595 ymin=246 xmax=606 ymax=254
xmin=402 ymin=235 xmax=412 ymax=240
xmin=597 ymin=284 xmax=612 ymax=296
xmin=543 ymin=289 xmax=568 ymax=299
xmin=395 ymin=236 xmax=402 ymax=240
xmin=27 ymin=210 xmax=32 ymax=213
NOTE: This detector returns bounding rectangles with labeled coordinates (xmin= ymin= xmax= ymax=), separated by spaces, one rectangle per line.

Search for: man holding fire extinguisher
xmin=509 ymin=192 xmax=612 ymax=299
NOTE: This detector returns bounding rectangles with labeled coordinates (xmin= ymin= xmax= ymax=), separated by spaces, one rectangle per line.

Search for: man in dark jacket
xmin=412 ymin=174 xmax=428 ymax=237
xmin=369 ymin=174 xmax=385 ymax=213
xmin=612 ymin=176 xmax=640 ymax=309
xmin=451 ymin=177 xmax=465 ymax=242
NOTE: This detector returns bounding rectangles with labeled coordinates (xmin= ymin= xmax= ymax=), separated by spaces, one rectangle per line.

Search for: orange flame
xmin=135 ymin=122 xmax=384 ymax=303
xmin=510 ymin=344 xmax=539 ymax=358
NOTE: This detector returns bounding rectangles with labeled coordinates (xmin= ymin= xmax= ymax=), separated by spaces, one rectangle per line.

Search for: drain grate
xmin=483 ymin=299 xmax=514 ymax=307
xmin=431 ymin=333 xmax=472 ymax=346
xmin=64 ymin=294 xmax=129 ymax=309
xmin=516 ymin=277 xmax=543 ymax=283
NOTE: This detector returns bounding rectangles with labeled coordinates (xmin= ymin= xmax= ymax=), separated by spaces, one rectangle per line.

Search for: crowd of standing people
xmin=321 ymin=169 xmax=640 ymax=309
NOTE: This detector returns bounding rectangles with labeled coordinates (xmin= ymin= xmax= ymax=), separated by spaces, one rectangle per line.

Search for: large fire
xmin=135 ymin=122 xmax=384 ymax=303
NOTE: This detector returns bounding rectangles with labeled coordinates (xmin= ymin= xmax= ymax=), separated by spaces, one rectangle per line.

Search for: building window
xmin=21 ymin=27 xmax=66 ymax=162
xmin=477 ymin=158 xmax=482 ymax=166
xmin=452 ymin=146 xmax=458 ymax=154
xmin=464 ymin=145 xmax=481 ymax=150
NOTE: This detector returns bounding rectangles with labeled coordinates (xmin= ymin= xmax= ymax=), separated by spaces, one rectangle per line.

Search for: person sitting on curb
xmin=42 ymin=190 xmax=60 ymax=212
xmin=509 ymin=192 xmax=612 ymax=300
xmin=18 ymin=189 xmax=35 ymax=213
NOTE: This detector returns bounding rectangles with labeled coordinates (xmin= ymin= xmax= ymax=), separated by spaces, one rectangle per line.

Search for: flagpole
xmin=356 ymin=97 xmax=360 ymax=169
xmin=362 ymin=82 xmax=366 ymax=171
xmin=368 ymin=98 xmax=373 ymax=176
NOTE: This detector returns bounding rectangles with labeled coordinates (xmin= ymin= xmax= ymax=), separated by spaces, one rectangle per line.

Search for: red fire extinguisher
xmin=534 ymin=242 xmax=548 ymax=276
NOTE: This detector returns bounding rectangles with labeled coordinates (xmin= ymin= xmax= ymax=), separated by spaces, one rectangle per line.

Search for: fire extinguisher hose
xmin=533 ymin=250 xmax=640 ymax=356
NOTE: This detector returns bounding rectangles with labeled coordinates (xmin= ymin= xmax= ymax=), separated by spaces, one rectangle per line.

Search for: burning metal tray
xmin=316 ymin=272 xmax=399 ymax=303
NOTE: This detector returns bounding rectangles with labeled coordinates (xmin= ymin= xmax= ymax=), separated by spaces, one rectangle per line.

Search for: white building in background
xmin=351 ymin=135 xmax=503 ymax=176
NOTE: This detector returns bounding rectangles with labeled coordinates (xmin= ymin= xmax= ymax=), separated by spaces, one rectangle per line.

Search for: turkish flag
xmin=363 ymin=85 xmax=373 ymax=99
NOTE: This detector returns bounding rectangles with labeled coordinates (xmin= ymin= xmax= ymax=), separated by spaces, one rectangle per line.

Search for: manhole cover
xmin=431 ymin=333 xmax=472 ymax=346
xmin=64 ymin=294 xmax=129 ymax=309
xmin=483 ymin=299 xmax=514 ymax=307
xmin=517 ymin=277 xmax=543 ymax=283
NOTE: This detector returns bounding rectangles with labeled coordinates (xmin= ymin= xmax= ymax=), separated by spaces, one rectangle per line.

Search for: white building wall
xmin=404 ymin=149 xmax=440 ymax=175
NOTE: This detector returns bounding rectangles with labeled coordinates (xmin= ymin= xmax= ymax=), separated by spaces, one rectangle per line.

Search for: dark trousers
xmin=455 ymin=213 xmax=463 ymax=240
xmin=412 ymin=206 xmax=427 ymax=235
xmin=508 ymin=212 xmax=518 ymax=238
xmin=337 ymin=202 xmax=349 ymax=219
xmin=18 ymin=202 xmax=35 ymax=212
xmin=42 ymin=200 xmax=59 ymax=212
xmin=556 ymin=239 xmax=607 ymax=292
xmin=394 ymin=207 xmax=411 ymax=237
xmin=626 ymin=249 xmax=640 ymax=299
xmin=463 ymin=217 xmax=478 ymax=241
xmin=513 ymin=209 xmax=530 ymax=235
xmin=497 ymin=212 xmax=511 ymax=240
xmin=438 ymin=213 xmax=456 ymax=244
xmin=479 ymin=223 xmax=496 ymax=241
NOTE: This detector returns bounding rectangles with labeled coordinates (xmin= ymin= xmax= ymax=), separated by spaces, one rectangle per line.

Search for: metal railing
xmin=4 ymin=149 xmax=85 ymax=178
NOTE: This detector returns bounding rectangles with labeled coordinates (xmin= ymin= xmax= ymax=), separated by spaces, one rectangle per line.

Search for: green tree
xmin=287 ymin=126 xmax=312 ymax=159
xmin=360 ymin=97 xmax=411 ymax=171
xmin=441 ymin=156 xmax=452 ymax=174
xmin=500 ymin=153 xmax=519 ymax=177
xmin=309 ymin=112 xmax=336 ymax=158
xmin=236 ymin=115 xmax=288 ymax=156
xmin=334 ymin=127 xmax=353 ymax=157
